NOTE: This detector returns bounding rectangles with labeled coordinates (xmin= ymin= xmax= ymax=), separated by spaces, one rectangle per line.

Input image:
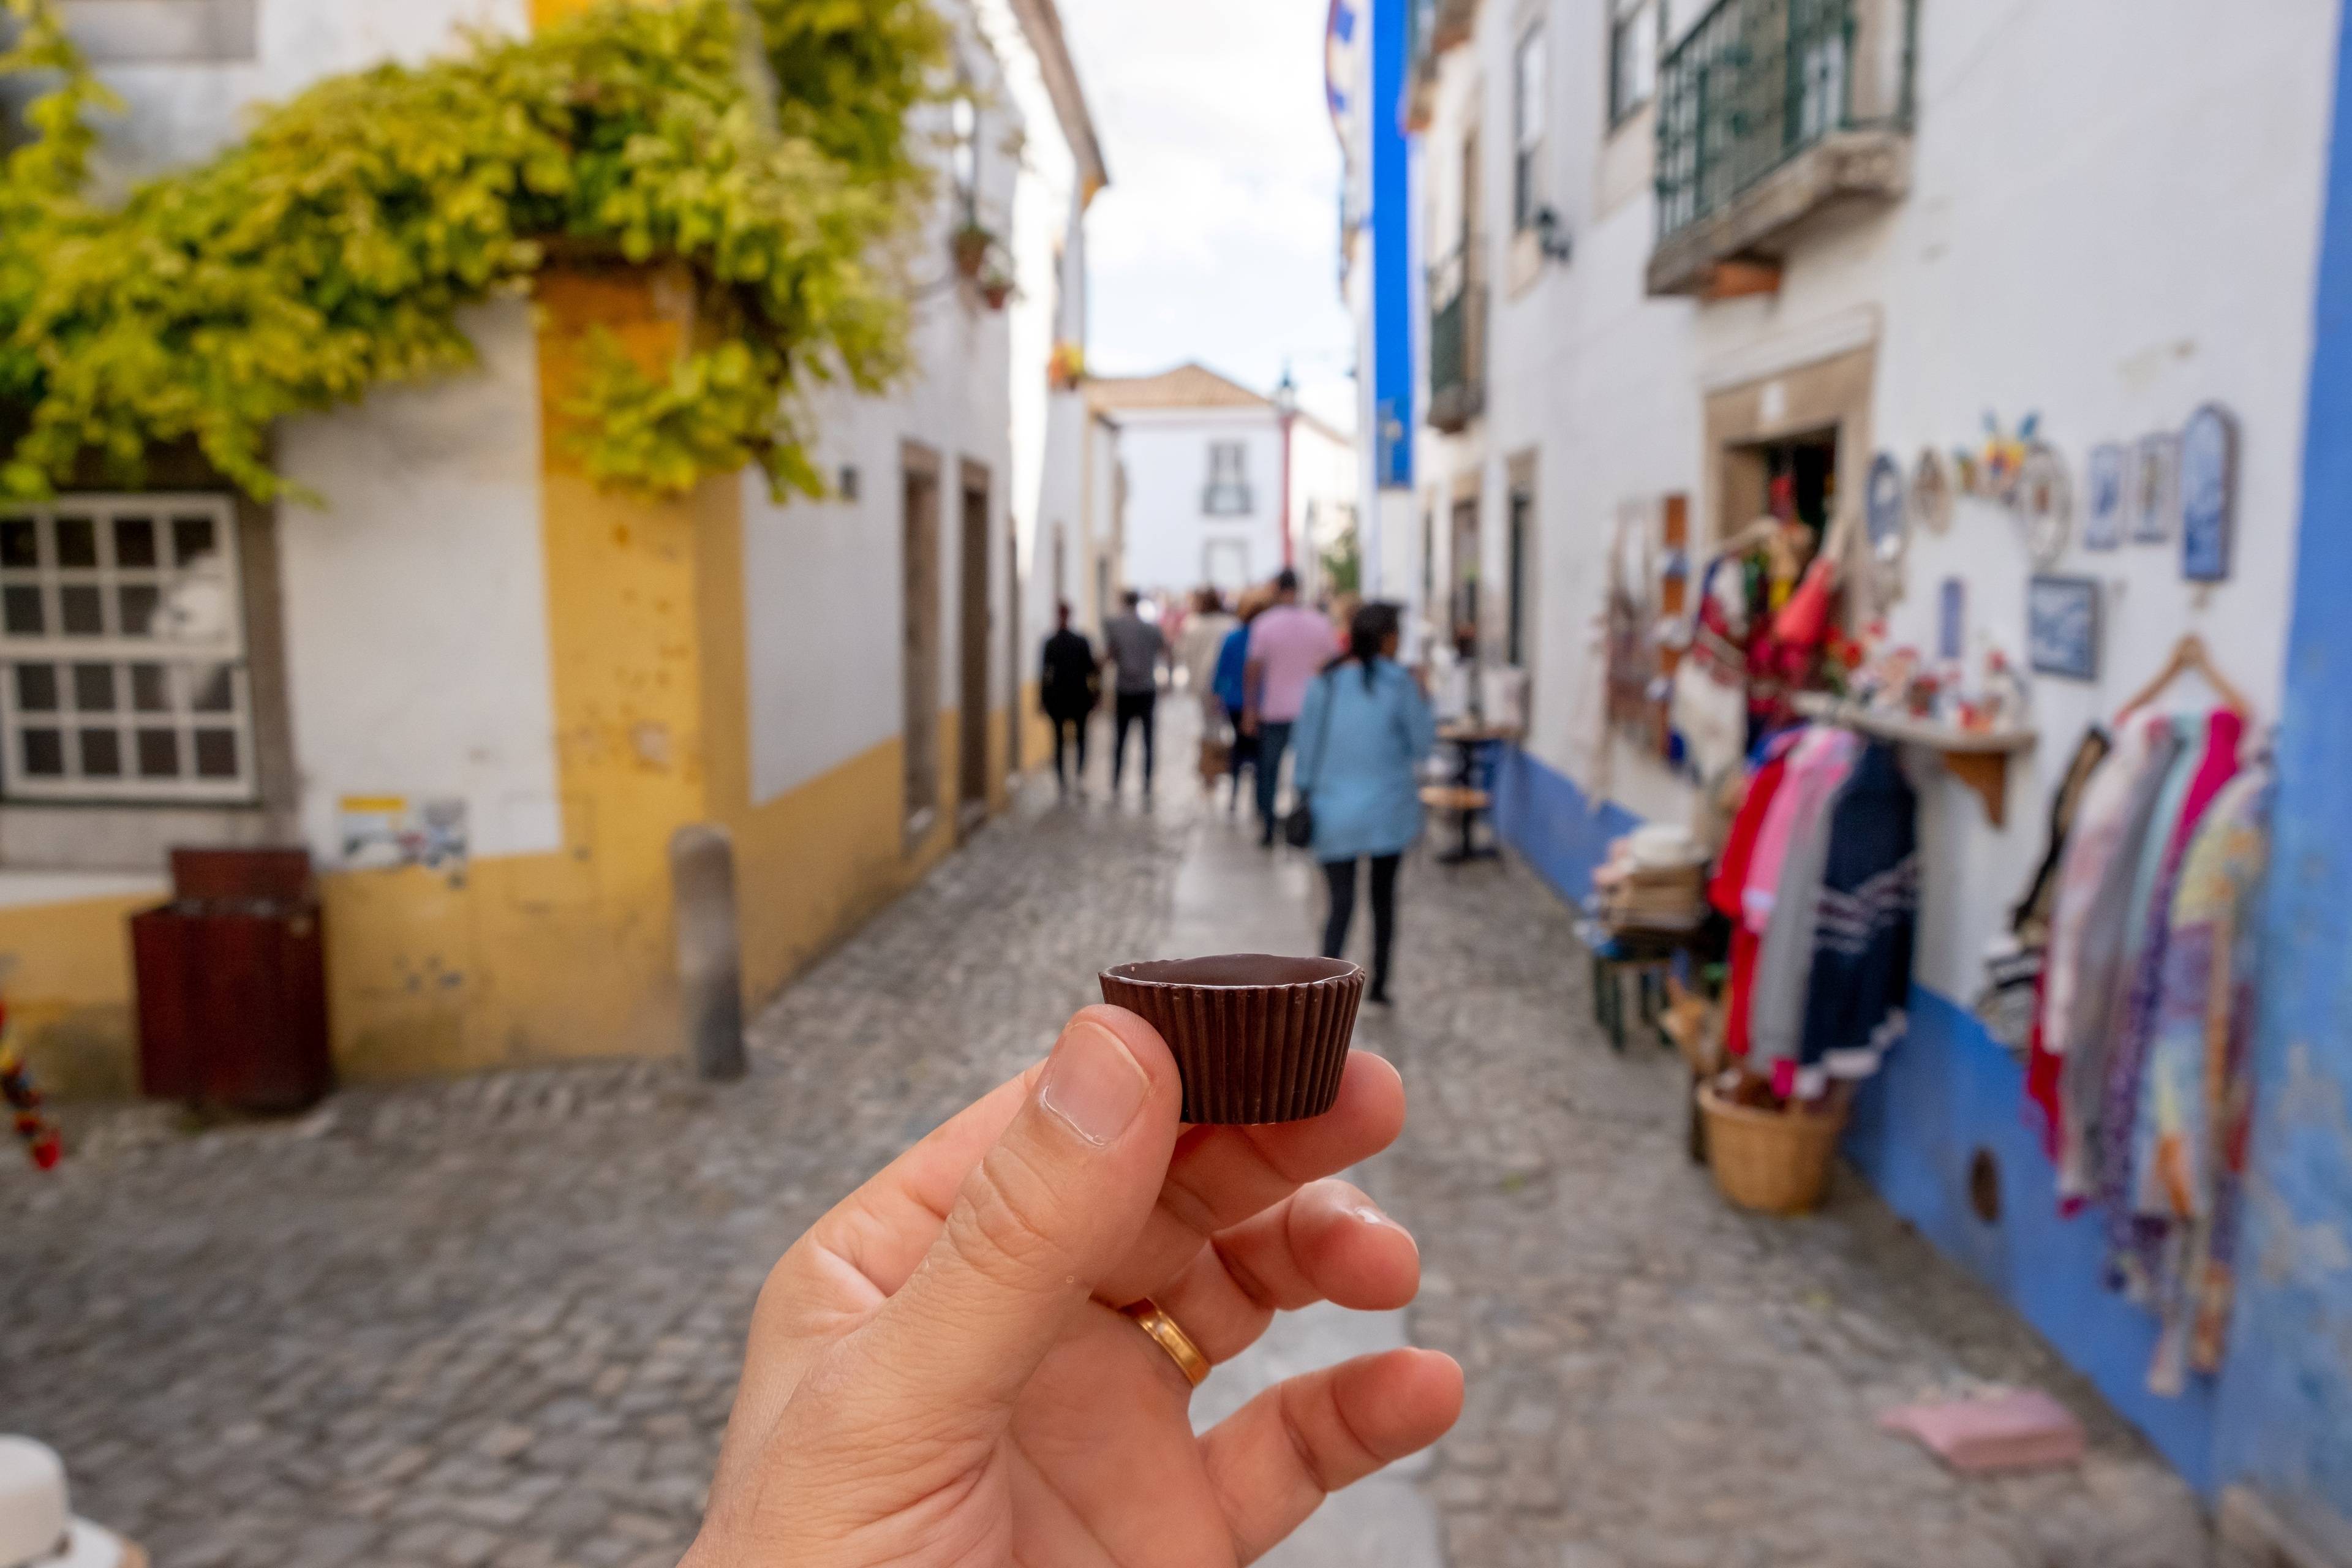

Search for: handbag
xmin=1283 ymin=673 xmax=1337 ymax=849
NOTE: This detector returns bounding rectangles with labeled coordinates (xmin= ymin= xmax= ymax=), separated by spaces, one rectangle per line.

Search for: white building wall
xmin=1113 ymin=410 xmax=1287 ymax=603
xmin=59 ymin=0 xmax=562 ymax=866
xmin=72 ymin=0 xmax=527 ymax=187
xmin=744 ymin=13 xmax=1025 ymax=804
xmin=1426 ymin=0 xmax=2338 ymax=1000
xmin=276 ymin=300 xmax=562 ymax=861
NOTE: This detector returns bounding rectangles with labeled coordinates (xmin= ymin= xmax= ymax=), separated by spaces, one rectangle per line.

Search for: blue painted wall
xmin=1491 ymin=744 xmax=1639 ymax=902
xmin=2212 ymin=0 xmax=2352 ymax=1537
xmin=1495 ymin=750 xmax=2220 ymax=1489
xmin=1369 ymin=0 xmax=1413 ymax=490
xmin=1846 ymin=990 xmax=2219 ymax=1490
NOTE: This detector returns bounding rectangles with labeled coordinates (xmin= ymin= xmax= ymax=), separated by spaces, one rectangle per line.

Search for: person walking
xmin=1177 ymin=586 xmax=1237 ymax=791
xmin=1101 ymin=589 xmax=1166 ymax=797
xmin=1289 ymin=602 xmax=1436 ymax=1005
xmin=1242 ymin=568 xmax=1340 ymax=845
xmin=1038 ymin=601 xmax=1099 ymax=797
xmin=1212 ymin=589 xmax=1266 ymax=813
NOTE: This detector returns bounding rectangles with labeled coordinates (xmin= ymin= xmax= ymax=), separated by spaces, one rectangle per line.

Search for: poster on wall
xmin=2180 ymin=402 xmax=2239 ymax=582
xmin=2016 ymin=444 xmax=2073 ymax=568
xmin=2027 ymin=575 xmax=2101 ymax=681
xmin=2128 ymin=432 xmax=2180 ymax=544
xmin=339 ymin=795 xmax=470 ymax=870
xmin=2084 ymin=442 xmax=2126 ymax=551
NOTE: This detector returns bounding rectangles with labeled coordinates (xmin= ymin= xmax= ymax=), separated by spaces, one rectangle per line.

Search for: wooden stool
xmin=1421 ymin=785 xmax=1496 ymax=863
xmin=1575 ymin=920 xmax=1697 ymax=1054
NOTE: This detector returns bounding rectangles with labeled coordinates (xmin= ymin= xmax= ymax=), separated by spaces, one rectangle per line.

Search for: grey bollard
xmin=670 ymin=823 xmax=747 ymax=1082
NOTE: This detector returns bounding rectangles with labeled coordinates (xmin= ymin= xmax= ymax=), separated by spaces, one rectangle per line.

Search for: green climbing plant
xmin=0 ymin=0 xmax=945 ymax=503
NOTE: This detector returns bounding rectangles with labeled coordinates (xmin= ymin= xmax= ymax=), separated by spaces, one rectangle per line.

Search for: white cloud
xmin=1060 ymin=0 xmax=1359 ymax=432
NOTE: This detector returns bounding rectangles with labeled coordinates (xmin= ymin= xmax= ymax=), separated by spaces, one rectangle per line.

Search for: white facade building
xmin=1087 ymin=363 xmax=1354 ymax=609
xmin=1397 ymin=0 xmax=2342 ymax=1496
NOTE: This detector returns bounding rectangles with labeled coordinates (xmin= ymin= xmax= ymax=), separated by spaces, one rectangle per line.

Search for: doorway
xmin=1449 ymin=494 xmax=1481 ymax=652
xmin=1005 ymin=517 xmax=1022 ymax=784
xmin=957 ymin=461 xmax=992 ymax=840
xmin=1506 ymin=484 xmax=1533 ymax=668
xmin=1723 ymin=426 xmax=1839 ymax=548
xmin=901 ymin=446 xmax=942 ymax=844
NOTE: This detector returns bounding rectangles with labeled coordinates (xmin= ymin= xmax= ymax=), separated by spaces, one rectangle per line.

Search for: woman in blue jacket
xmin=1290 ymin=601 xmax=1436 ymax=1003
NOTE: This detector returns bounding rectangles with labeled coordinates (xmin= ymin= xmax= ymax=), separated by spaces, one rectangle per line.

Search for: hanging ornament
xmin=2016 ymin=442 xmax=2073 ymax=568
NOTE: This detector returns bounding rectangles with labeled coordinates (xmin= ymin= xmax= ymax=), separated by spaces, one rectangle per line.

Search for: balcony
xmin=1647 ymin=0 xmax=1916 ymax=297
xmin=1202 ymin=484 xmax=1254 ymax=516
xmin=1427 ymin=243 xmax=1487 ymax=434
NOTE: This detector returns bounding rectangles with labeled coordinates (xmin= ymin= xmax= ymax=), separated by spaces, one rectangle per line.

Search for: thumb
xmin=840 ymin=1005 xmax=1183 ymax=1429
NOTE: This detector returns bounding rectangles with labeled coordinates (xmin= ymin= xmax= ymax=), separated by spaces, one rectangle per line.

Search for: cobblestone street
xmin=6 ymin=714 xmax=2207 ymax=1567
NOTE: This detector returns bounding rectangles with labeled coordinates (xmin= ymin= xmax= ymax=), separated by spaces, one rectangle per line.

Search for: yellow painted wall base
xmin=0 ymin=894 xmax=149 ymax=1100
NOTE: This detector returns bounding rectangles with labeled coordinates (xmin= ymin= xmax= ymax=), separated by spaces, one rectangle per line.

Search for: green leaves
xmin=0 ymin=0 xmax=943 ymax=502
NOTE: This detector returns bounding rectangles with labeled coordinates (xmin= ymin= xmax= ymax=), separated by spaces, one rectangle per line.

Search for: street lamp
xmin=1275 ymin=364 xmax=1299 ymax=575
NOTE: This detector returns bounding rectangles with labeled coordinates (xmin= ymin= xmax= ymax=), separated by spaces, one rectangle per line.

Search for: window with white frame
xmin=0 ymin=497 xmax=255 ymax=802
xmin=1203 ymin=441 xmax=1253 ymax=516
xmin=1513 ymin=24 xmax=1548 ymax=230
xmin=1608 ymin=0 xmax=1659 ymax=126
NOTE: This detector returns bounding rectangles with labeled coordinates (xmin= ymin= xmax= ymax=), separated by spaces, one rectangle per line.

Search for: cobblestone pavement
xmin=5 ymin=707 xmax=2206 ymax=1567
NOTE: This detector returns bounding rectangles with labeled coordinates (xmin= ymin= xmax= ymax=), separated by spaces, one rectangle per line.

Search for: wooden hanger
xmin=2116 ymin=633 xmax=2252 ymax=723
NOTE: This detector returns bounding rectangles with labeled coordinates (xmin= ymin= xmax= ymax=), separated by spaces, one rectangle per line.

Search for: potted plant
xmin=979 ymin=266 xmax=1015 ymax=311
xmin=1047 ymin=340 xmax=1085 ymax=391
xmin=951 ymin=221 xmax=995 ymax=279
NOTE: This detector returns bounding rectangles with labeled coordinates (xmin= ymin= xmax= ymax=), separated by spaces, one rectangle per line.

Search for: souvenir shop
xmin=1582 ymin=405 xmax=2279 ymax=1463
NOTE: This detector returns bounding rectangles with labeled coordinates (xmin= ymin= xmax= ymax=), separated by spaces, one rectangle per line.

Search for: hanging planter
xmin=979 ymin=268 xmax=1015 ymax=311
xmin=952 ymin=221 xmax=997 ymax=279
xmin=1047 ymin=340 xmax=1085 ymax=391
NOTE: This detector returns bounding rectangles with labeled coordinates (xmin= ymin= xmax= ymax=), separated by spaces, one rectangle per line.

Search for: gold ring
xmin=1119 ymin=1298 xmax=1210 ymax=1387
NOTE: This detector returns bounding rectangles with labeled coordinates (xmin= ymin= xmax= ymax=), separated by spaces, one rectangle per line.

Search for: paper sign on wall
xmin=339 ymin=795 xmax=469 ymax=870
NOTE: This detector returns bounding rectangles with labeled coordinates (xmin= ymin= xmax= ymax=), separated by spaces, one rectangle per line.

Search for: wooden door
xmin=902 ymin=450 xmax=941 ymax=842
xmin=957 ymin=464 xmax=992 ymax=838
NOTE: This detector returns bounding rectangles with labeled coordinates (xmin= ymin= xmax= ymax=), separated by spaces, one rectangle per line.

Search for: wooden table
xmin=1431 ymin=723 xmax=1521 ymax=862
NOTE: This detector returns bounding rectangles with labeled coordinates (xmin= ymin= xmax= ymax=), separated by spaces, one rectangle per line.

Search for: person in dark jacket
xmin=1040 ymin=601 xmax=1100 ymax=796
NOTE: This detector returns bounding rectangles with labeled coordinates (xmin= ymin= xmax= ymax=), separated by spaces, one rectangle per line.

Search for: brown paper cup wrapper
xmin=1099 ymin=954 xmax=1365 ymax=1124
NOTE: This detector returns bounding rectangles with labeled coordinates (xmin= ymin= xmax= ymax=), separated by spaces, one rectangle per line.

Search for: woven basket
xmin=1697 ymin=1081 xmax=1849 ymax=1215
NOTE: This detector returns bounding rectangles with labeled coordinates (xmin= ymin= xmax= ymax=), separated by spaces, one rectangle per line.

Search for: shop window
xmin=1203 ymin=442 xmax=1253 ymax=516
xmin=1512 ymin=23 xmax=1548 ymax=231
xmin=0 ymin=497 xmax=255 ymax=803
xmin=1608 ymin=0 xmax=1659 ymax=127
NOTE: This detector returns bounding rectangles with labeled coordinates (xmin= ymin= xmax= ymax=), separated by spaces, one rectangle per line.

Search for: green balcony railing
xmin=1653 ymin=0 xmax=1915 ymax=241
xmin=1427 ymin=243 xmax=1485 ymax=432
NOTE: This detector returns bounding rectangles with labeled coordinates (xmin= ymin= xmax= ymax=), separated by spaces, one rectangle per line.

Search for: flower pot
xmin=951 ymin=226 xmax=992 ymax=279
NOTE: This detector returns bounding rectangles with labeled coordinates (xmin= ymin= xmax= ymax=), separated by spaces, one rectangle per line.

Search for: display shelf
xmin=1793 ymin=693 xmax=2038 ymax=827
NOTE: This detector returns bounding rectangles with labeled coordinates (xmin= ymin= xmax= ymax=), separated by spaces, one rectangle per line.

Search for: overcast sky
xmin=1057 ymin=0 xmax=1358 ymax=434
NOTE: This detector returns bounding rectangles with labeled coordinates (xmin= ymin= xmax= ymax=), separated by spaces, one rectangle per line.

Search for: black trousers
xmin=1322 ymin=853 xmax=1401 ymax=995
xmin=1050 ymin=713 xmax=1088 ymax=786
xmin=1113 ymin=690 xmax=1156 ymax=790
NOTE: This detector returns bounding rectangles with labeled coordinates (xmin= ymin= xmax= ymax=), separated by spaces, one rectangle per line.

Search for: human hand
xmin=685 ymin=1006 xmax=1461 ymax=1567
xmin=1240 ymin=711 xmax=1259 ymax=736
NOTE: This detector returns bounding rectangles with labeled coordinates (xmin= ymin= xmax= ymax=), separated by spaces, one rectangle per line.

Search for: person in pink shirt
xmin=1242 ymin=568 xmax=1341 ymax=845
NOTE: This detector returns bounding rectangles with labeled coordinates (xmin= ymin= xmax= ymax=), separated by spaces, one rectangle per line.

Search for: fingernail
xmin=1039 ymin=1023 xmax=1150 ymax=1147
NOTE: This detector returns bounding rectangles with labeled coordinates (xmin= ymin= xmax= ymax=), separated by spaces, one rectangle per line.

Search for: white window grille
xmin=1203 ymin=442 xmax=1253 ymax=516
xmin=0 ymin=496 xmax=256 ymax=802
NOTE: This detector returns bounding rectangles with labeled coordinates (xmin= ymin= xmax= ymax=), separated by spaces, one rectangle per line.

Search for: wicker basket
xmin=1697 ymin=1081 xmax=1849 ymax=1215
